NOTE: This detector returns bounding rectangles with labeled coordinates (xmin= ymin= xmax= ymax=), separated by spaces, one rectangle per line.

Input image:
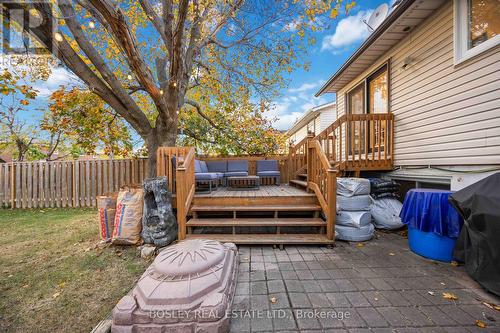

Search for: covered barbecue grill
xmin=449 ymin=172 xmax=500 ymax=296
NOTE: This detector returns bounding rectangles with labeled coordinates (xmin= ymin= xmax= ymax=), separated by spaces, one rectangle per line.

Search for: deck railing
xmin=288 ymin=136 xmax=308 ymax=181
xmin=315 ymin=113 xmax=394 ymax=171
xmin=307 ymin=136 xmax=336 ymax=240
xmin=156 ymin=146 xmax=192 ymax=193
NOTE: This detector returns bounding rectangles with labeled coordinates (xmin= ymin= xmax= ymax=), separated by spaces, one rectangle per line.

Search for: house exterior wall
xmin=287 ymin=125 xmax=309 ymax=145
xmin=286 ymin=103 xmax=336 ymax=146
xmin=335 ymin=1 xmax=500 ymax=170
xmin=319 ymin=107 xmax=337 ymax=132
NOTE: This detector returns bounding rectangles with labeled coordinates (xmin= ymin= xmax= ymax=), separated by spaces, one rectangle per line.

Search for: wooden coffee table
xmin=227 ymin=176 xmax=260 ymax=190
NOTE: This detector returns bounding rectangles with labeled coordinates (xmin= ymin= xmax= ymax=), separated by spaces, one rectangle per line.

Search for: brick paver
xmin=229 ymin=233 xmax=500 ymax=332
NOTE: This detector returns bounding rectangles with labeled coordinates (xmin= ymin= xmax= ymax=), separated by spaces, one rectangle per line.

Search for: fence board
xmin=0 ymin=158 xmax=148 ymax=209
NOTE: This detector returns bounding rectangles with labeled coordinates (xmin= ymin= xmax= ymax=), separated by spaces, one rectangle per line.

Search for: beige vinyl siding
xmin=336 ymin=1 xmax=500 ymax=166
xmin=319 ymin=108 xmax=336 ymax=131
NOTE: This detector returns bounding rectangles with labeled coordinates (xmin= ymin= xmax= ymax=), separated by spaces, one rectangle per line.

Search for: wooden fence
xmin=0 ymin=159 xmax=149 ymax=209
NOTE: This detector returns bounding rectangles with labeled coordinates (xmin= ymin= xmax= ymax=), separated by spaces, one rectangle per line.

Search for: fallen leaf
xmin=355 ymin=243 xmax=364 ymax=248
xmin=475 ymin=319 xmax=486 ymax=328
xmin=52 ymin=292 xmax=61 ymax=299
xmin=270 ymin=297 xmax=277 ymax=304
xmin=374 ymin=298 xmax=379 ymax=301
xmin=440 ymin=282 xmax=446 ymax=286
xmin=442 ymin=292 xmax=458 ymax=301
xmin=115 ymin=250 xmax=123 ymax=257
xmin=450 ymin=261 xmax=458 ymax=266
xmin=428 ymin=291 xmax=435 ymax=296
xmin=22 ymin=284 xmax=29 ymax=288
xmin=480 ymin=301 xmax=500 ymax=312
xmin=58 ymin=282 xmax=66 ymax=289
xmin=389 ymin=253 xmax=395 ymax=256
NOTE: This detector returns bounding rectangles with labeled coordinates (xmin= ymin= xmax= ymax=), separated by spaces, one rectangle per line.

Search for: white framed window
xmin=454 ymin=0 xmax=500 ymax=64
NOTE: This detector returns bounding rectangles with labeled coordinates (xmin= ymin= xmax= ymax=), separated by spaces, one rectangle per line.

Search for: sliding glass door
xmin=368 ymin=65 xmax=388 ymax=153
xmin=346 ymin=63 xmax=389 ymax=158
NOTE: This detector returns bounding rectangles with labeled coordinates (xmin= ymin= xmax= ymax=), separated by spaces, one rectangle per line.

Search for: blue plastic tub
xmin=408 ymin=226 xmax=457 ymax=262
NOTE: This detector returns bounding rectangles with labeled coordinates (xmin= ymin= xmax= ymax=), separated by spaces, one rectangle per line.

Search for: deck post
xmin=306 ymin=133 xmax=315 ymax=192
xmin=326 ymin=168 xmax=337 ymax=241
xmin=288 ymin=142 xmax=293 ymax=184
xmin=176 ymin=164 xmax=187 ymax=240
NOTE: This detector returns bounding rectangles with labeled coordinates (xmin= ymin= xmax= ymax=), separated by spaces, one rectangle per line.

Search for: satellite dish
xmin=364 ymin=3 xmax=389 ymax=32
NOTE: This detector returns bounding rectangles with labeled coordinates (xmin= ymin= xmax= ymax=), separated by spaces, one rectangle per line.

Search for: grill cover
xmin=112 ymin=239 xmax=238 ymax=333
xmin=449 ymin=173 xmax=500 ymax=296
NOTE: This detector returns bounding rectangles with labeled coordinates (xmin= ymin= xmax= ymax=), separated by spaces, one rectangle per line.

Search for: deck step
xmin=187 ymin=217 xmax=325 ymax=227
xmin=297 ymin=173 xmax=308 ymax=179
xmin=190 ymin=204 xmax=321 ymax=212
xmin=290 ymin=179 xmax=308 ymax=188
xmin=184 ymin=233 xmax=333 ymax=244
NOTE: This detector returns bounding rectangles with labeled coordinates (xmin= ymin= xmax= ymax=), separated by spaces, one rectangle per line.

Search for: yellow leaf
xmin=52 ymin=292 xmax=61 ymax=299
xmin=329 ymin=8 xmax=338 ymax=19
xmin=475 ymin=319 xmax=486 ymax=328
xmin=442 ymin=292 xmax=458 ymax=301
xmin=355 ymin=243 xmax=364 ymax=248
xmin=270 ymin=297 xmax=277 ymax=304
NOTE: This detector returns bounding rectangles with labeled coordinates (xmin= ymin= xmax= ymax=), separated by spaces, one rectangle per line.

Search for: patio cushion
xmin=194 ymin=159 xmax=202 ymax=173
xmin=256 ymin=160 xmax=279 ymax=172
xmin=224 ymin=171 xmax=248 ymax=177
xmin=195 ymin=173 xmax=218 ymax=180
xmin=199 ymin=160 xmax=209 ymax=173
xmin=206 ymin=161 xmax=228 ymax=173
xmin=257 ymin=171 xmax=280 ymax=176
xmin=227 ymin=160 xmax=248 ymax=172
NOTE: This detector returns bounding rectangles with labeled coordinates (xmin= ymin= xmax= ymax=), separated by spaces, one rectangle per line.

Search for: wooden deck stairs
xmin=184 ymin=188 xmax=333 ymax=244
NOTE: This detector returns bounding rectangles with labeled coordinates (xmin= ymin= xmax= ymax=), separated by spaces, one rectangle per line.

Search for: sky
xmin=269 ymin=0 xmax=390 ymax=131
xmin=3 ymin=0 xmax=391 ymax=134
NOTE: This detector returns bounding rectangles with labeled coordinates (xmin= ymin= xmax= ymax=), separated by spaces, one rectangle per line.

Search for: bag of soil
xmin=97 ymin=194 xmax=117 ymax=241
xmin=370 ymin=197 xmax=404 ymax=230
xmin=112 ymin=186 xmax=144 ymax=245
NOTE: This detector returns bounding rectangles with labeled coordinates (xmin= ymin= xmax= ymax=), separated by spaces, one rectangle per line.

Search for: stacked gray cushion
xmin=337 ymin=178 xmax=370 ymax=197
xmin=335 ymin=178 xmax=374 ymax=242
xmin=336 ymin=211 xmax=371 ymax=228
xmin=336 ymin=224 xmax=374 ymax=242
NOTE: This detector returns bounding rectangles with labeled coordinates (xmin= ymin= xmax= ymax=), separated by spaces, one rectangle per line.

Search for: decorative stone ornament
xmin=112 ymin=239 xmax=238 ymax=333
xmin=141 ymin=177 xmax=178 ymax=247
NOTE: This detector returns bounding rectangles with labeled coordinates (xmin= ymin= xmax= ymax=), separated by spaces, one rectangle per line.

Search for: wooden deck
xmin=158 ymin=114 xmax=394 ymax=245
xmin=194 ymin=184 xmax=314 ymax=198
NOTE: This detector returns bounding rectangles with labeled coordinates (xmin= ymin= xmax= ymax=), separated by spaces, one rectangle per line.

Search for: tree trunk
xmin=146 ymin=126 xmax=177 ymax=178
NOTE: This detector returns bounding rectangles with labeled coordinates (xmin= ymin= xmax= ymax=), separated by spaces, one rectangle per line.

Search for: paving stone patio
xmin=230 ymin=232 xmax=500 ymax=332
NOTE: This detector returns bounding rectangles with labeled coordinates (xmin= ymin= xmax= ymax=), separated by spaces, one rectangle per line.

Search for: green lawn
xmin=0 ymin=208 xmax=148 ymax=333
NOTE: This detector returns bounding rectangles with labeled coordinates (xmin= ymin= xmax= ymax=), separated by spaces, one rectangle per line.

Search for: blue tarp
xmin=400 ymin=189 xmax=463 ymax=238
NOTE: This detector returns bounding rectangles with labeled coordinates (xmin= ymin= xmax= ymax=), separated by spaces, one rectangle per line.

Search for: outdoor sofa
xmin=194 ymin=159 xmax=281 ymax=192
xmin=256 ymin=160 xmax=280 ymax=185
xmin=194 ymin=160 xmax=221 ymax=193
